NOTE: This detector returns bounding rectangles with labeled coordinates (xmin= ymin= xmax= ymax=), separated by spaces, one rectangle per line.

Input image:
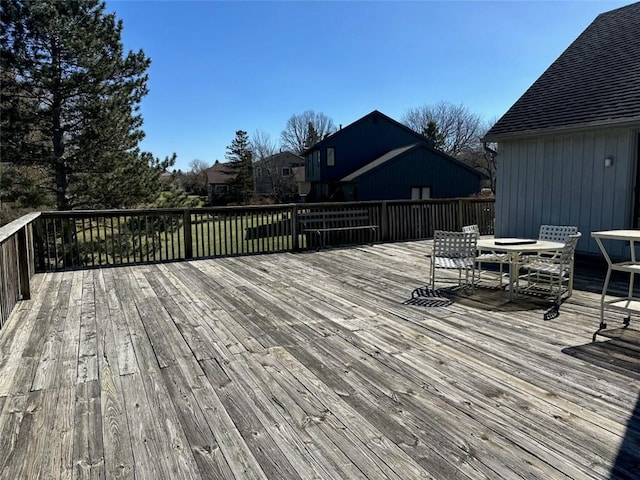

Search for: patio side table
xmin=591 ymin=230 xmax=640 ymax=339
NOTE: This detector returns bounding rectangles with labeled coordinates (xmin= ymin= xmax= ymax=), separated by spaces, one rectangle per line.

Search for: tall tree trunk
xmin=54 ymin=161 xmax=68 ymax=211
xmin=51 ymin=38 xmax=68 ymax=211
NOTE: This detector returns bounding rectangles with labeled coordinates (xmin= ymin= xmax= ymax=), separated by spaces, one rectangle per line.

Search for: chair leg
xmin=430 ymin=257 xmax=435 ymax=290
xmin=555 ymin=274 xmax=562 ymax=304
xmin=471 ymin=266 xmax=475 ymax=293
xmin=568 ymin=265 xmax=575 ymax=297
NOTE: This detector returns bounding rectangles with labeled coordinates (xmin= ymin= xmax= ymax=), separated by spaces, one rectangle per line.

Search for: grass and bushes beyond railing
xmin=1 ymin=198 xmax=494 ymax=326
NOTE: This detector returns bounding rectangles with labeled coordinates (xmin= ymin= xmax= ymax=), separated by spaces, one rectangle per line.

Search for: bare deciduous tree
xmin=251 ymin=130 xmax=300 ymax=201
xmin=402 ymin=101 xmax=482 ymax=157
xmin=189 ymin=159 xmax=210 ymax=175
xmin=280 ymin=111 xmax=336 ymax=155
xmin=188 ymin=159 xmax=210 ymax=195
xmin=169 ymin=159 xmax=211 ymax=195
xmin=456 ymin=118 xmax=499 ymax=193
xmin=250 ymin=130 xmax=279 ymax=162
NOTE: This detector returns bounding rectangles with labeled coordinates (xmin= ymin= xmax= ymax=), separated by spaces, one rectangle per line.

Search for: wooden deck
xmin=0 ymin=240 xmax=638 ymax=479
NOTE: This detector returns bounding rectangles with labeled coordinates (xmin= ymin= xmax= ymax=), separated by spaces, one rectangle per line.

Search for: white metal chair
xmin=519 ymin=232 xmax=582 ymax=303
xmin=462 ymin=224 xmax=509 ymax=286
xmin=531 ymin=224 xmax=579 ymax=261
xmin=538 ymin=225 xmax=579 ymax=242
xmin=430 ymin=230 xmax=477 ymax=292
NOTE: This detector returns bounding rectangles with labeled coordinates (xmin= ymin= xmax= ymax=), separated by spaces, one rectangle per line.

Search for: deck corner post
xmin=457 ymin=199 xmax=464 ymax=230
xmin=291 ymin=204 xmax=299 ymax=251
xmin=183 ymin=209 xmax=193 ymax=259
xmin=380 ymin=201 xmax=389 ymax=241
xmin=17 ymin=226 xmax=30 ymax=300
xmin=33 ymin=218 xmax=45 ymax=272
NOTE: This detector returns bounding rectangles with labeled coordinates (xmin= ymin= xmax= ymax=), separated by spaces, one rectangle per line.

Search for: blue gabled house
xmin=302 ymin=110 xmax=484 ymax=202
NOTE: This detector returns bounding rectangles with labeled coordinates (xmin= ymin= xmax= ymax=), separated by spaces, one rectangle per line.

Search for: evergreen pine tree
xmin=304 ymin=122 xmax=320 ymax=149
xmin=423 ymin=120 xmax=446 ymax=152
xmin=0 ymin=0 xmax=173 ymax=210
xmin=224 ymin=130 xmax=254 ymax=203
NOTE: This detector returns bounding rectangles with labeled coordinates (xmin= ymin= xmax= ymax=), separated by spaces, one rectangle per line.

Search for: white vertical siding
xmin=495 ymin=127 xmax=637 ymax=257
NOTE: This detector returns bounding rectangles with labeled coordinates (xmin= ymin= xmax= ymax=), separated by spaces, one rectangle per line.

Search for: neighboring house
xmin=253 ymin=151 xmax=304 ymax=201
xmin=302 ymin=110 xmax=484 ymax=202
xmin=203 ymin=161 xmax=236 ymax=205
xmin=158 ymin=171 xmax=173 ymax=190
xmin=483 ymin=2 xmax=640 ymax=257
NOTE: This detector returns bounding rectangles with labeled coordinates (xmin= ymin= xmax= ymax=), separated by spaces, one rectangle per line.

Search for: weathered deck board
xmin=0 ymin=240 xmax=638 ymax=479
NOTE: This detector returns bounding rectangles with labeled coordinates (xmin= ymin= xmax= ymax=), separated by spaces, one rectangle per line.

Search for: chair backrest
xmin=538 ymin=225 xmax=578 ymax=243
xmin=433 ymin=230 xmax=477 ymax=258
xmin=558 ymin=232 xmax=582 ymax=263
xmin=462 ymin=224 xmax=480 ymax=237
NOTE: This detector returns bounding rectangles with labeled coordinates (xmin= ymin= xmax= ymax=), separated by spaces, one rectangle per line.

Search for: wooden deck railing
xmin=0 ymin=212 xmax=40 ymax=327
xmin=0 ymin=198 xmax=494 ymax=326
xmin=32 ymin=198 xmax=494 ymax=271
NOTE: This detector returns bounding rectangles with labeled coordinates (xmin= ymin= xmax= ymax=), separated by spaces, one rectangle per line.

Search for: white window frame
xmin=411 ymin=186 xmax=431 ymax=199
xmin=327 ymin=147 xmax=335 ymax=166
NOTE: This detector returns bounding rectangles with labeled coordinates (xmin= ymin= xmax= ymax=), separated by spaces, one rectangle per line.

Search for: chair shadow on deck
xmin=561 ymin=328 xmax=640 ymax=479
xmin=402 ymin=285 xmax=455 ymax=307
xmin=404 ymin=280 xmax=562 ymax=321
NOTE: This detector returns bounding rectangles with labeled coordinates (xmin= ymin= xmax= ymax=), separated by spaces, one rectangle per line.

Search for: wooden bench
xmin=298 ymin=209 xmax=378 ymax=250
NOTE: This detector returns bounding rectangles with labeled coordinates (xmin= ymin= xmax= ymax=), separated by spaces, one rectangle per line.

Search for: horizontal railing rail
xmin=0 ymin=211 xmax=40 ymax=327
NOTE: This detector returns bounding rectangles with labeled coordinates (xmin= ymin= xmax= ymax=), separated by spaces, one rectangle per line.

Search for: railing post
xmin=183 ymin=209 xmax=193 ymax=259
xmin=17 ymin=227 xmax=30 ymax=300
xmin=457 ymin=199 xmax=464 ymax=230
xmin=33 ymin=219 xmax=45 ymax=272
xmin=291 ymin=204 xmax=299 ymax=251
xmin=380 ymin=201 xmax=389 ymax=241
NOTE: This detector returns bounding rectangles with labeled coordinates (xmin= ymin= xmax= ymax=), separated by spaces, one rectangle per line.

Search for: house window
xmin=215 ymin=184 xmax=229 ymax=194
xmin=411 ymin=186 xmax=431 ymax=199
xmin=256 ymin=167 xmax=263 ymax=178
xmin=327 ymin=147 xmax=335 ymax=166
xmin=282 ymin=167 xmax=292 ymax=177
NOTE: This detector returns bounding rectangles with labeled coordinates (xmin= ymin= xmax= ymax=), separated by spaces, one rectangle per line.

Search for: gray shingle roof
xmin=204 ymin=162 xmax=236 ymax=184
xmin=484 ymin=2 xmax=640 ymax=141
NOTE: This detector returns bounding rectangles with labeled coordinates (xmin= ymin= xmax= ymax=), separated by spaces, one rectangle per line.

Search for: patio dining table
xmin=476 ymin=238 xmax=565 ymax=301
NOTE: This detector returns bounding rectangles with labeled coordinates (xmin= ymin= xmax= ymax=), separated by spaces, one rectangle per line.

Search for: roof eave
xmin=483 ymin=117 xmax=640 ymax=142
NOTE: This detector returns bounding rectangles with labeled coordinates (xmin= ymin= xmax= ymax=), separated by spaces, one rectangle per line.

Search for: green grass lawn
xmin=43 ymin=211 xmax=306 ymax=268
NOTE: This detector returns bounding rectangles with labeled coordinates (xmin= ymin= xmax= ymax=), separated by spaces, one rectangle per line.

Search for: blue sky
xmin=105 ymin=0 xmax=633 ymax=171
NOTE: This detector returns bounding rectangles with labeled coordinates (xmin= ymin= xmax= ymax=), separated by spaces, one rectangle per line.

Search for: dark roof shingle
xmin=484 ymin=2 xmax=640 ymax=140
xmin=204 ymin=162 xmax=236 ymax=184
